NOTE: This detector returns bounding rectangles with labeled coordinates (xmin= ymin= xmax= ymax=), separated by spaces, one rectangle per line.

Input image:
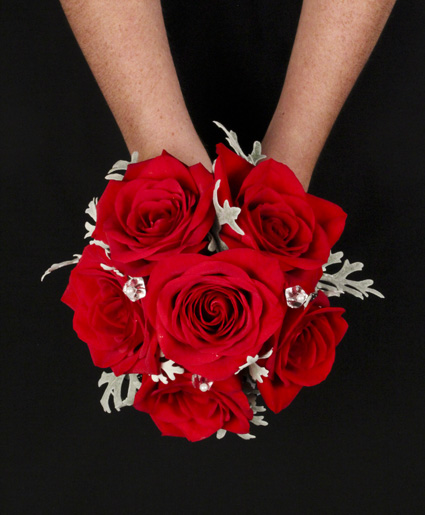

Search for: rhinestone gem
xmin=285 ymin=285 xmax=308 ymax=309
xmin=192 ymin=374 xmax=213 ymax=392
xmin=123 ymin=277 xmax=146 ymax=302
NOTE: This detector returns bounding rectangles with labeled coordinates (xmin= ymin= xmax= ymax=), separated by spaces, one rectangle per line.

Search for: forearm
xmin=262 ymin=0 xmax=396 ymax=190
xmin=60 ymin=0 xmax=211 ymax=168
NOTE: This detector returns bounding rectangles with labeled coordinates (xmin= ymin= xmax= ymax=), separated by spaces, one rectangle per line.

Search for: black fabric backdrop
xmin=2 ymin=1 xmax=425 ymax=513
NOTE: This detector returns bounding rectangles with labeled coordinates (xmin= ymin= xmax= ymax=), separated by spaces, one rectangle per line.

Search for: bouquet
xmin=43 ymin=123 xmax=383 ymax=441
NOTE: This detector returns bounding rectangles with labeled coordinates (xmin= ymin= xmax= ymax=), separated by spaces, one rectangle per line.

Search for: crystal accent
xmin=123 ymin=277 xmax=146 ymax=302
xmin=285 ymin=285 xmax=308 ymax=309
xmin=191 ymin=375 xmax=213 ymax=392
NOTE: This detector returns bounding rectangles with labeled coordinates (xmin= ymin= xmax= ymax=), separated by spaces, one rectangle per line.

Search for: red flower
xmin=133 ymin=373 xmax=253 ymax=441
xmin=258 ymin=291 xmax=348 ymax=413
xmin=62 ymin=245 xmax=159 ymax=375
xmin=214 ymin=144 xmax=347 ymax=291
xmin=145 ymin=249 xmax=286 ymax=381
xmin=93 ymin=152 xmax=215 ymax=277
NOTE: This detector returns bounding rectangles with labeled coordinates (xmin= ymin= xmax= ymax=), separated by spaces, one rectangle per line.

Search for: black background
xmin=2 ymin=1 xmax=425 ymax=513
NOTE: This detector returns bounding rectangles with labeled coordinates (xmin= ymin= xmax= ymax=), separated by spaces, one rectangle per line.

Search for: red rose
xmin=258 ymin=291 xmax=348 ymax=413
xmin=214 ymin=144 xmax=347 ymax=291
xmin=133 ymin=373 xmax=253 ymax=441
xmin=93 ymin=152 xmax=215 ymax=276
xmin=145 ymin=249 xmax=286 ymax=381
xmin=62 ymin=245 xmax=159 ymax=375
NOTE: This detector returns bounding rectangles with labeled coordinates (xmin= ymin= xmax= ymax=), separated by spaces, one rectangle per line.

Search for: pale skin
xmin=60 ymin=0 xmax=396 ymax=190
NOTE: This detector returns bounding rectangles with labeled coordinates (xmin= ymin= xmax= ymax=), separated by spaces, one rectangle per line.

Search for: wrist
xmin=128 ymin=126 xmax=212 ymax=171
xmin=262 ymin=131 xmax=314 ymax=192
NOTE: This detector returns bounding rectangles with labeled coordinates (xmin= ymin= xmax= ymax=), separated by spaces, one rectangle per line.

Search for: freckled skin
xmin=262 ymin=0 xmax=396 ymax=191
xmin=60 ymin=0 xmax=396 ymax=189
xmin=59 ymin=0 xmax=211 ymax=169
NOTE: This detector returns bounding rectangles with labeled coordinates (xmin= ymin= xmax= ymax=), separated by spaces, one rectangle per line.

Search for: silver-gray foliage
xmin=212 ymin=179 xmax=244 ymax=235
xmin=213 ymin=121 xmax=266 ymax=165
xmin=98 ymin=372 xmax=142 ymax=413
xmin=105 ymin=151 xmax=139 ymax=181
xmin=318 ymin=251 xmax=384 ymax=299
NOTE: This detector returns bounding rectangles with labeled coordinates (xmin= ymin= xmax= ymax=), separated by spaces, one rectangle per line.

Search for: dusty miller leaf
xmin=248 ymin=395 xmax=266 ymax=415
xmin=248 ymin=140 xmax=267 ymax=165
xmin=216 ymin=429 xmax=227 ymax=439
xmin=41 ymin=254 xmax=81 ymax=281
xmin=238 ymin=433 xmax=256 ymax=440
xmin=246 ymin=389 xmax=268 ymax=426
xmin=100 ymin=263 xmax=125 ymax=278
xmin=98 ymin=372 xmax=141 ymax=413
xmin=151 ymin=359 xmax=184 ymax=384
xmin=323 ymin=251 xmax=343 ymax=269
xmin=251 ymin=415 xmax=268 ymax=427
xmin=318 ymin=251 xmax=384 ymax=299
xmin=105 ymin=151 xmax=139 ymax=181
xmin=84 ymin=197 xmax=98 ymax=238
xmin=216 ymin=430 xmax=256 ymax=440
xmin=213 ymin=180 xmax=244 ymax=235
xmin=237 ymin=349 xmax=273 ymax=383
xmin=89 ymin=239 xmax=111 ymax=258
xmin=213 ymin=121 xmax=248 ymax=160
xmin=85 ymin=197 xmax=97 ymax=221
xmin=207 ymin=217 xmax=229 ymax=253
xmin=105 ymin=173 xmax=125 ymax=181
xmin=213 ymin=121 xmax=266 ymax=165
